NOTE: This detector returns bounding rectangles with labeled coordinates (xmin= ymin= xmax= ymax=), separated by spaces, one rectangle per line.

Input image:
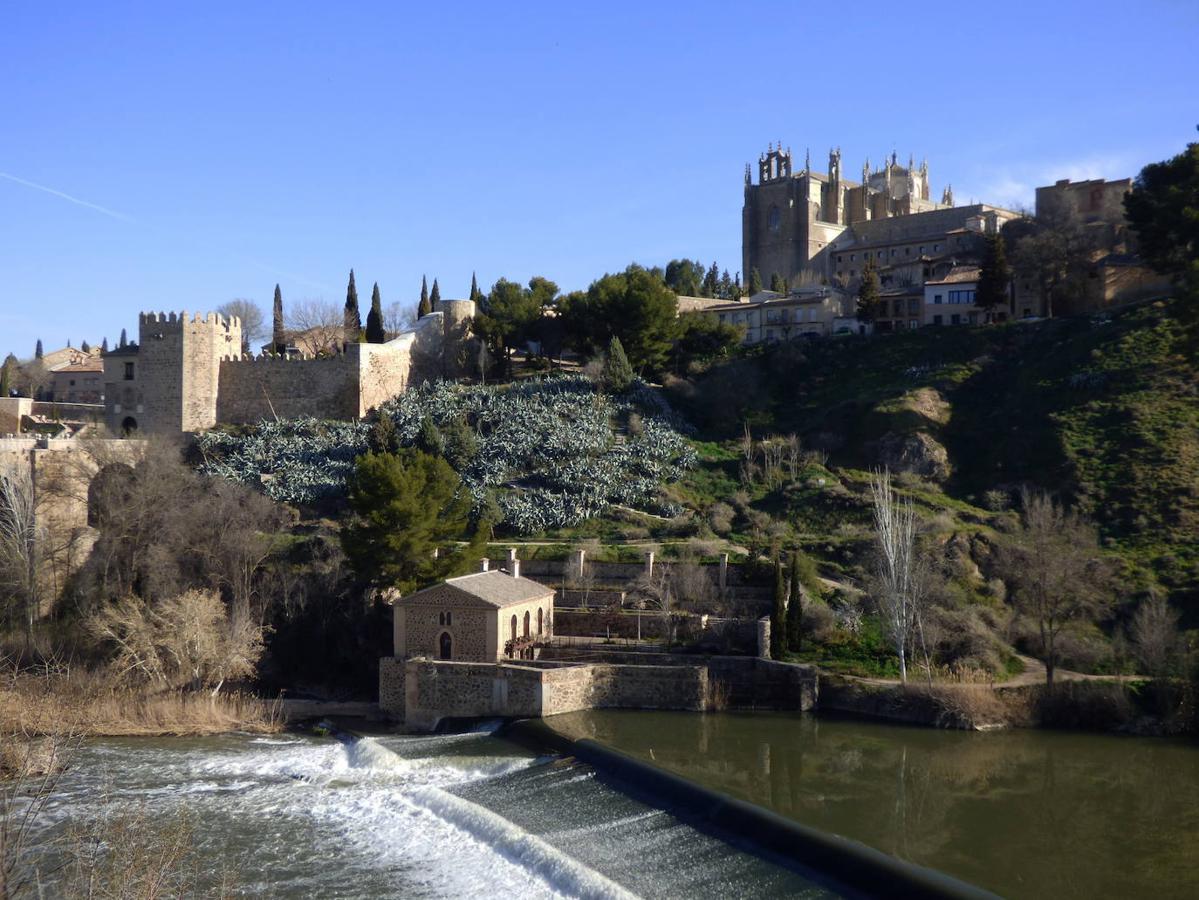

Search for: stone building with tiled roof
xmin=392 ymin=552 xmax=554 ymax=663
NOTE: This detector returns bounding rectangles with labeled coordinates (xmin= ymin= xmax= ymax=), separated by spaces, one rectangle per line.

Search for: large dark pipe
xmin=503 ymin=718 xmax=998 ymax=900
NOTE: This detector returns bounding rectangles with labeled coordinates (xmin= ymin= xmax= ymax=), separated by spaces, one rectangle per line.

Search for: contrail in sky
xmin=0 ymin=171 xmax=135 ymax=222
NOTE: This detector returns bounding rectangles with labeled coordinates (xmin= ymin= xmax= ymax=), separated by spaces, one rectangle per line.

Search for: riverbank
xmin=0 ymin=665 xmax=283 ymax=744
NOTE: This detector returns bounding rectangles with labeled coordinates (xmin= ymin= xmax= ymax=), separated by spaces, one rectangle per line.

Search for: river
xmin=25 ymin=725 xmax=832 ymax=898
xmin=546 ymin=709 xmax=1199 ymax=899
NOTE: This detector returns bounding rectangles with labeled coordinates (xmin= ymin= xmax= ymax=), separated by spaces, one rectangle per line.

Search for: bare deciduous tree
xmin=998 ymin=488 xmax=1111 ymax=688
xmin=88 ymin=589 xmax=264 ymax=695
xmin=384 ymin=300 xmax=418 ymax=338
xmin=217 ymin=298 xmax=265 ymax=355
xmin=868 ymin=469 xmax=933 ymax=685
xmin=285 ymin=298 xmax=344 ymax=356
xmin=0 ymin=465 xmax=41 ymax=646
xmin=1129 ymin=591 xmax=1183 ymax=678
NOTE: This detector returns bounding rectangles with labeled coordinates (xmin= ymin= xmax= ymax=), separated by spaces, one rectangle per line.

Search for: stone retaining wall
xmin=386 ymin=657 xmax=709 ymax=731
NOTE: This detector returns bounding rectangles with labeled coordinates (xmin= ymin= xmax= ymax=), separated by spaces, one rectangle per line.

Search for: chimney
xmin=507 ymin=547 xmax=518 ymax=572
xmin=480 ymin=557 xmax=489 ymax=573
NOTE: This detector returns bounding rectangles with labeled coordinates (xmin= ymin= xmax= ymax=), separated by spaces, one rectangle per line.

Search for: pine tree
xmin=856 ymin=257 xmax=881 ymax=323
xmin=344 ymin=269 xmax=361 ymax=344
xmin=119 ymin=329 xmax=127 ymax=349
xmin=702 ymin=261 xmax=720 ymax=297
xmin=770 ymin=559 xmax=787 ymax=660
xmin=269 ymin=285 xmax=284 ymax=353
xmin=430 ymin=278 xmax=441 ymax=309
xmin=366 ymin=282 xmax=386 ymax=343
xmin=769 ymin=272 xmax=789 ymax=294
xmin=418 ymin=275 xmax=431 ymax=318
xmin=0 ymin=354 xmax=13 ymax=397
xmin=601 ymin=336 xmax=634 ymax=393
xmin=749 ymin=268 xmax=763 ymax=296
xmin=718 ymin=269 xmax=732 ymax=299
xmin=34 ymin=339 xmax=43 ymax=359
xmin=786 ymin=551 xmax=805 ymax=652
xmin=469 ymin=272 xmax=482 ymax=303
xmin=976 ymin=234 xmax=1012 ymax=321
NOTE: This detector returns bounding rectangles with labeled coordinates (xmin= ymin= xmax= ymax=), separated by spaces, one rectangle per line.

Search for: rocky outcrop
xmin=877 ymin=430 xmax=951 ymax=482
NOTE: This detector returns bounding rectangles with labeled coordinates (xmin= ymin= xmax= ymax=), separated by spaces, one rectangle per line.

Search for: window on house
xmin=123 ymin=362 xmax=134 ymax=380
xmin=919 ymin=246 xmax=925 ymax=254
xmin=909 ymin=320 xmax=919 ymax=329
xmin=933 ymin=314 xmax=943 ymax=325
xmin=850 ymin=254 xmax=856 ymax=261
xmin=934 ymin=294 xmax=943 ymax=304
xmin=908 ymin=299 xmax=920 ymax=315
xmin=934 ymin=244 xmax=940 ymax=252
xmin=951 ymin=314 xmax=961 ymax=325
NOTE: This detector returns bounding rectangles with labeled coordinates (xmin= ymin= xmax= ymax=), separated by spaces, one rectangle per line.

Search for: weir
xmin=504 ymin=718 xmax=998 ymax=900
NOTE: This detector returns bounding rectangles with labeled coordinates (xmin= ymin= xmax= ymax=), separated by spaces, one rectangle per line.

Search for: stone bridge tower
xmin=104 ymin=312 xmax=241 ymax=434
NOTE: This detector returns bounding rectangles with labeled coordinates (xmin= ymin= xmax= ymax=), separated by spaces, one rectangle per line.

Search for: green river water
xmin=547 ymin=709 xmax=1199 ymax=899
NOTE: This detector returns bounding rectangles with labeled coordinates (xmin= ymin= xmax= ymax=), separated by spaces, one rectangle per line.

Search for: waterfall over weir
xmin=27 ymin=725 xmax=831 ymax=898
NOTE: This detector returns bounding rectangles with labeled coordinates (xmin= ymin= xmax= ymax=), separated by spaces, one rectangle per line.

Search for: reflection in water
xmin=547 ymin=709 xmax=1199 ymax=900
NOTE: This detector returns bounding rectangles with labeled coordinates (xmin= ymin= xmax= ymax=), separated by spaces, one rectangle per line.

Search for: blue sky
xmin=1 ymin=0 xmax=1196 ymax=357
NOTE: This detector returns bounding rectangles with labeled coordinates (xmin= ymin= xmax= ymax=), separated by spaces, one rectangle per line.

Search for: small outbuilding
xmin=392 ymin=556 xmax=554 ymax=662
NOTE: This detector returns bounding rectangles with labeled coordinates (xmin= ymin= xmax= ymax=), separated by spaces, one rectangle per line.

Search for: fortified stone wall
xmin=216 ymin=354 xmax=362 ymax=423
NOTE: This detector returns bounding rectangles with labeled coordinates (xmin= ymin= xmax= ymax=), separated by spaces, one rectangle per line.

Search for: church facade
xmin=742 ymin=145 xmax=1018 ymax=294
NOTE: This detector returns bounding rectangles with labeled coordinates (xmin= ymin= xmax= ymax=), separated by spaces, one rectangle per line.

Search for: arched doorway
xmin=121 ymin=416 xmax=138 ymax=435
xmin=438 ymin=631 xmax=452 ymax=660
xmin=523 ymin=611 xmax=530 ymax=638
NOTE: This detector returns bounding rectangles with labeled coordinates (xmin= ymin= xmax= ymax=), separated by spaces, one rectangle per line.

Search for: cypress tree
xmin=35 ymin=339 xmax=43 ymax=359
xmin=770 ymin=559 xmax=787 ymax=660
xmin=469 ymin=272 xmax=482 ymax=303
xmin=0 ymin=354 xmax=13 ymax=397
xmin=81 ymin=340 xmax=90 ymax=352
xmin=786 ymin=551 xmax=805 ymax=652
xmin=119 ymin=329 xmax=127 ymax=349
xmin=418 ymin=275 xmax=431 ymax=318
xmin=976 ymin=234 xmax=1012 ymax=321
xmin=430 ymin=278 xmax=441 ymax=309
xmin=749 ymin=267 xmax=763 ymax=296
xmin=601 ymin=336 xmax=634 ymax=393
xmin=344 ymin=269 xmax=361 ymax=344
xmin=273 ymin=284 xmax=286 ymax=353
xmin=101 ymin=337 xmax=109 ymax=353
xmin=366 ymin=282 xmax=386 ymax=343
xmin=856 ymin=257 xmax=881 ymax=323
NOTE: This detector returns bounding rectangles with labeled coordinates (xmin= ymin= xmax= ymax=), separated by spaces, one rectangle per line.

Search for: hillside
xmin=669 ymin=295 xmax=1198 ymax=607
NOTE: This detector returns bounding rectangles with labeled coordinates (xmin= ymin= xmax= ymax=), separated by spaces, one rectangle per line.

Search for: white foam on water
xmin=410 ymin=786 xmax=642 ymax=900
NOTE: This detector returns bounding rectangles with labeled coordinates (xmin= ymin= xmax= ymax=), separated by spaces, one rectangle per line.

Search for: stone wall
xmin=390 ymin=657 xmax=709 ymax=731
xmin=0 ymin=399 xmax=32 ymax=437
xmin=215 ymin=354 xmax=361 ymax=423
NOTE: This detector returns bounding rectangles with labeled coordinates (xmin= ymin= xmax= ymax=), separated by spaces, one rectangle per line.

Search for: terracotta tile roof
xmin=400 ymin=570 xmax=553 ymax=609
xmin=924 ymin=265 xmax=981 ymax=285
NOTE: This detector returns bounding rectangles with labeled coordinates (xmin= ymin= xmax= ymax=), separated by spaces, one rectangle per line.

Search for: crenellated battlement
xmin=138 ymin=310 xmax=240 ymax=332
xmin=111 ymin=300 xmax=474 ymax=433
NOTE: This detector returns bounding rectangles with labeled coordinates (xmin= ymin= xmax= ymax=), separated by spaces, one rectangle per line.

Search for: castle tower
xmin=123 ymin=311 xmax=241 ymax=433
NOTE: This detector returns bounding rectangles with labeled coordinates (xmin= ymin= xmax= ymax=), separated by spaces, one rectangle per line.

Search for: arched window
xmin=446 ymin=611 xmax=452 ymax=626
xmin=523 ymin=611 xmax=530 ymax=638
xmin=510 ymin=615 xmax=518 ymax=647
xmin=439 ymin=631 xmax=452 ymax=660
xmin=537 ymin=607 xmax=544 ymax=635
xmin=121 ymin=416 xmax=138 ymax=435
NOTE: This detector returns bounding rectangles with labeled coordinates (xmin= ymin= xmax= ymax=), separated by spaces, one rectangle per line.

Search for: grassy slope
xmin=667 ymin=296 xmax=1197 ymax=606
